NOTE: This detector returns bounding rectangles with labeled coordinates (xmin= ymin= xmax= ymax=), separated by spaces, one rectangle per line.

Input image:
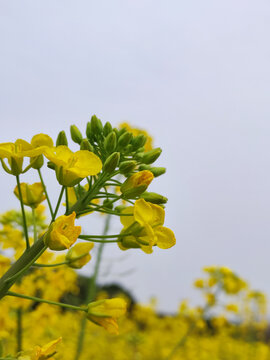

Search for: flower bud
xmin=132 ymin=134 xmax=147 ymax=150
xmin=87 ymin=298 xmax=127 ymax=334
xmin=80 ymin=138 xmax=94 ymax=152
xmin=44 ymin=212 xmax=81 ymax=251
xmin=30 ymin=154 xmax=44 ymax=170
xmin=70 ymin=125 xmax=83 ymax=144
xmin=14 ymin=182 xmax=46 ymax=208
xmin=141 ymin=148 xmax=162 ymax=164
xmin=56 ymin=131 xmax=68 ymax=146
xmin=103 ymin=121 xmax=113 ymax=136
xmin=104 ymin=132 xmax=117 ymax=154
xmin=9 ymin=156 xmax=23 ymax=175
xmin=91 ymin=115 xmax=103 ymax=136
xmin=140 ymin=192 xmax=168 ymax=204
xmin=119 ymin=160 xmax=137 ymax=175
xmin=86 ymin=121 xmax=93 ymax=140
xmin=103 ymin=152 xmax=120 ymax=173
xmin=118 ymin=132 xmax=132 ymax=148
xmin=139 ymin=165 xmax=166 ymax=177
xmin=66 ymin=242 xmax=94 ymax=269
xmin=120 ymin=170 xmax=154 ymax=198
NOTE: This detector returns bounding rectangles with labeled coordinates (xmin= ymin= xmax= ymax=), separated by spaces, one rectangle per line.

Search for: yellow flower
xmin=194 ymin=279 xmax=205 ymax=288
xmin=87 ymin=298 xmax=127 ymax=334
xmin=43 ymin=146 xmax=102 ymax=186
xmin=31 ymin=134 xmax=54 ymax=148
xmin=226 ymin=303 xmax=239 ymax=313
xmin=119 ymin=199 xmax=176 ymax=253
xmin=66 ymin=242 xmax=94 ymax=269
xmin=120 ymin=170 xmax=154 ymax=198
xmin=14 ymin=182 xmax=45 ymax=208
xmin=44 ymin=212 xmax=81 ymax=250
xmin=18 ymin=337 xmax=62 ymax=360
xmin=0 ymin=139 xmax=46 ymax=175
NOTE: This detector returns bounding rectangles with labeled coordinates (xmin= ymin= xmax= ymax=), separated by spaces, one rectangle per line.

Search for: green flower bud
xmin=140 ymin=191 xmax=168 ymax=204
xmin=119 ymin=160 xmax=137 ymax=175
xmin=141 ymin=148 xmax=162 ymax=164
xmin=118 ymin=132 xmax=132 ymax=148
xmin=132 ymin=134 xmax=147 ymax=150
xmin=80 ymin=138 xmax=94 ymax=152
xmin=86 ymin=121 xmax=93 ymax=140
xmin=70 ymin=125 xmax=83 ymax=144
xmin=114 ymin=205 xmax=126 ymax=213
xmin=104 ymin=132 xmax=117 ymax=154
xmin=103 ymin=152 xmax=120 ymax=173
xmin=31 ymin=155 xmax=44 ymax=170
xmin=103 ymin=122 xmax=113 ymax=136
xmin=91 ymin=115 xmax=103 ymax=136
xmin=47 ymin=161 xmax=56 ymax=170
xmin=139 ymin=165 xmax=166 ymax=177
xmin=56 ymin=131 xmax=68 ymax=146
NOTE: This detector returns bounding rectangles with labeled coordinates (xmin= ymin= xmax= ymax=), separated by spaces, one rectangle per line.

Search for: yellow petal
xmin=31 ymin=134 xmax=54 ymax=148
xmin=120 ymin=206 xmax=134 ymax=228
xmin=155 ymin=226 xmax=176 ymax=249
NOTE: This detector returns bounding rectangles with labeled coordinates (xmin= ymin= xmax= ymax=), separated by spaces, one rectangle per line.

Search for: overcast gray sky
xmin=0 ymin=1 xmax=270 ymax=312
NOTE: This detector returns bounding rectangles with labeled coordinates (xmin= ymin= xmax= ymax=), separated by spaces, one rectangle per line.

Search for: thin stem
xmin=74 ymin=215 xmax=111 ymax=360
xmin=33 ymin=252 xmax=90 ymax=268
xmin=16 ymin=307 xmax=23 ymax=353
xmin=32 ymin=207 xmax=37 ymax=243
xmin=38 ymin=168 xmax=54 ymax=217
xmin=15 ymin=175 xmax=30 ymax=249
xmin=65 ymin=186 xmax=69 ymax=214
xmin=52 ymin=186 xmax=65 ymax=221
xmin=79 ymin=233 xmax=131 ymax=239
xmin=7 ymin=291 xmax=87 ymax=312
xmin=79 ymin=237 xmax=120 ymax=243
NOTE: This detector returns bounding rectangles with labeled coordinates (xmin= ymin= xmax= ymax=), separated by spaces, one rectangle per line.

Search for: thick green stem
xmin=7 ymin=291 xmax=87 ymax=312
xmin=38 ymin=168 xmax=54 ymax=217
xmin=15 ymin=175 xmax=30 ymax=249
xmin=74 ymin=215 xmax=111 ymax=360
xmin=16 ymin=307 xmax=23 ymax=353
xmin=0 ymin=236 xmax=47 ymax=300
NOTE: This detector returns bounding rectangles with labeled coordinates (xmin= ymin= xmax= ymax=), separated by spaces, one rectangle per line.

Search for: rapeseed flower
xmin=14 ymin=182 xmax=45 ymax=208
xmin=66 ymin=242 xmax=94 ymax=269
xmin=43 ymin=146 xmax=102 ymax=186
xmin=119 ymin=199 xmax=176 ymax=253
xmin=87 ymin=298 xmax=127 ymax=334
xmin=44 ymin=212 xmax=81 ymax=250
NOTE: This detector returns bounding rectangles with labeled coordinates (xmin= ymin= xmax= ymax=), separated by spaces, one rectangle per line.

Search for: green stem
xmin=7 ymin=291 xmax=87 ymax=312
xmin=74 ymin=215 xmax=111 ymax=360
xmin=78 ymin=237 xmax=119 ymax=243
xmin=38 ymin=168 xmax=54 ymax=218
xmin=32 ymin=207 xmax=37 ymax=243
xmin=65 ymin=186 xmax=69 ymax=214
xmin=79 ymin=233 xmax=131 ymax=239
xmin=33 ymin=252 xmax=90 ymax=268
xmin=0 ymin=236 xmax=47 ymax=300
xmin=16 ymin=307 xmax=23 ymax=353
xmin=52 ymin=186 xmax=65 ymax=221
xmin=15 ymin=175 xmax=30 ymax=249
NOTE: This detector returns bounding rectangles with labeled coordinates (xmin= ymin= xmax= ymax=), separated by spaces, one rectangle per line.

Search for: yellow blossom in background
xmin=66 ymin=242 xmax=94 ymax=269
xmin=119 ymin=199 xmax=176 ymax=253
xmin=14 ymin=182 xmax=46 ymax=208
xmin=194 ymin=279 xmax=205 ymax=289
xmin=44 ymin=212 xmax=81 ymax=250
xmin=226 ymin=303 xmax=239 ymax=313
xmin=119 ymin=122 xmax=153 ymax=151
xmin=17 ymin=337 xmax=62 ymax=360
xmin=87 ymin=298 xmax=127 ymax=335
xmin=43 ymin=146 xmax=102 ymax=186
